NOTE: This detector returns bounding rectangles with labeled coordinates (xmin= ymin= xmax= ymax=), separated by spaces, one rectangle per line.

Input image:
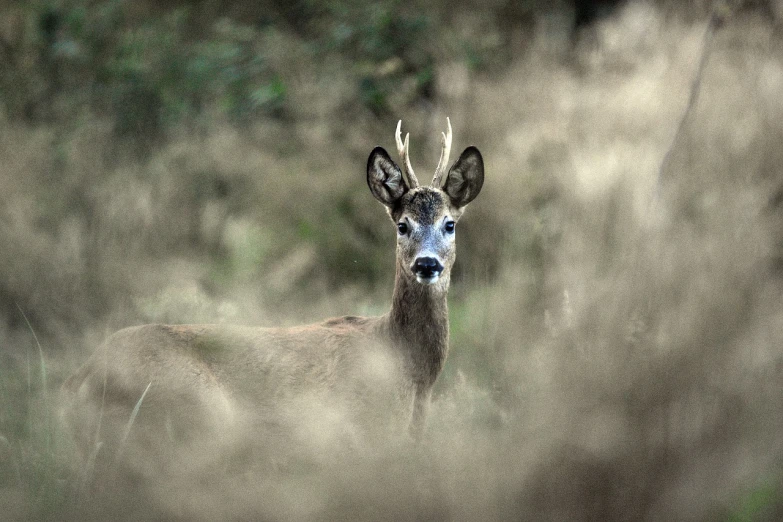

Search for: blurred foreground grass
xmin=2 ymin=0 xmax=783 ymax=519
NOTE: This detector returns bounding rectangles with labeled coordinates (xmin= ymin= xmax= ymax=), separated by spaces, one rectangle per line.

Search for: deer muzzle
xmin=412 ymin=256 xmax=444 ymax=284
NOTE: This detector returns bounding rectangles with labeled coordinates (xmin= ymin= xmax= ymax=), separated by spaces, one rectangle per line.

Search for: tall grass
xmin=0 ymin=308 xmax=72 ymax=519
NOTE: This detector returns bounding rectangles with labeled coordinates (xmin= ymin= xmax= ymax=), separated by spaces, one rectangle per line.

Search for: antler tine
xmin=395 ymin=120 xmax=419 ymax=188
xmin=395 ymin=120 xmax=405 ymax=156
xmin=404 ymin=134 xmax=419 ymax=187
xmin=432 ymin=117 xmax=453 ymax=188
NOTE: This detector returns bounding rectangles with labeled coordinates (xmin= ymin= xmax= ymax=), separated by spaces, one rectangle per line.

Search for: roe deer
xmin=61 ymin=119 xmax=484 ymax=475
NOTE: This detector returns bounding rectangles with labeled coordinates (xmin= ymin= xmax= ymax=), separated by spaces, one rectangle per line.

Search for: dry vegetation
xmin=2 ymin=0 xmax=783 ymax=519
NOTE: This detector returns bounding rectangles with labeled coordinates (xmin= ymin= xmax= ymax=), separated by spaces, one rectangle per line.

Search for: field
xmin=1 ymin=1 xmax=783 ymax=519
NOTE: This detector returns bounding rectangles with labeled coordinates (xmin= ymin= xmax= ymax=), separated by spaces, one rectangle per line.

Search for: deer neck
xmin=386 ymin=260 xmax=450 ymax=386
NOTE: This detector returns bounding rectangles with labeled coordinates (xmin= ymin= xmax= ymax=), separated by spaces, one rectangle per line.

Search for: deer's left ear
xmin=367 ymin=146 xmax=407 ymax=207
xmin=444 ymin=146 xmax=484 ymax=208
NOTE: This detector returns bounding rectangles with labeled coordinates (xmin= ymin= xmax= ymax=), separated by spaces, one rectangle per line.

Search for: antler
xmin=431 ymin=117 xmax=452 ymax=188
xmin=395 ymin=120 xmax=419 ymax=189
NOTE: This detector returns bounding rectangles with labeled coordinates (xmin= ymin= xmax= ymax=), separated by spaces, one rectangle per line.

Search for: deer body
xmin=61 ymin=120 xmax=484 ymax=472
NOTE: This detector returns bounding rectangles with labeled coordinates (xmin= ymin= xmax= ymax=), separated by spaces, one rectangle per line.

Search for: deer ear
xmin=444 ymin=146 xmax=484 ymax=208
xmin=367 ymin=147 xmax=407 ymax=207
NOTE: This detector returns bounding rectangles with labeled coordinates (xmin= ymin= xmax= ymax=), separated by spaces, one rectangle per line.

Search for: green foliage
xmin=319 ymin=1 xmax=433 ymax=112
xmin=99 ymin=12 xmax=285 ymax=132
xmin=0 ymin=0 xmax=487 ymax=126
xmin=728 ymin=481 xmax=781 ymax=522
xmin=0 ymin=1 xmax=286 ymax=138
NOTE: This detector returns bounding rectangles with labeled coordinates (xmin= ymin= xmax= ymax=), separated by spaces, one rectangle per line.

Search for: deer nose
xmin=412 ymin=257 xmax=443 ymax=279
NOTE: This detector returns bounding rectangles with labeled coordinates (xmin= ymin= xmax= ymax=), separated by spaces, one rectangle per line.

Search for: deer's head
xmin=367 ymin=119 xmax=484 ymax=286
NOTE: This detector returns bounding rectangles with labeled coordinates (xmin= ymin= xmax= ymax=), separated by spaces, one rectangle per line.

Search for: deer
xmin=60 ymin=119 xmax=484 ymax=477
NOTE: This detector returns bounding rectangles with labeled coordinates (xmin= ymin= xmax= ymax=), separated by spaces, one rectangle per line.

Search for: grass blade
xmin=15 ymin=304 xmax=50 ymax=455
xmin=115 ymin=381 xmax=152 ymax=463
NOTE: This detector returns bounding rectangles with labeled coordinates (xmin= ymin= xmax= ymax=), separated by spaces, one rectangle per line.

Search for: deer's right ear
xmin=367 ymin=147 xmax=407 ymax=207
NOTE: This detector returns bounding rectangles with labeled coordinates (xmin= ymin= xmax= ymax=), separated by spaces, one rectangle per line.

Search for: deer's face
xmin=392 ymin=188 xmax=456 ymax=285
xmin=367 ymin=120 xmax=484 ymax=286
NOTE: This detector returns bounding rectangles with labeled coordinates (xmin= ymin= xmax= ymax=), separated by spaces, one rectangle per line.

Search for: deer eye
xmin=397 ymin=222 xmax=408 ymax=235
xmin=444 ymin=221 xmax=455 ymax=234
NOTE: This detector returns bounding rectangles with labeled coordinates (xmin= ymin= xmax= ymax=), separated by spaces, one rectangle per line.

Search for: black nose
xmin=413 ymin=257 xmax=443 ymax=278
